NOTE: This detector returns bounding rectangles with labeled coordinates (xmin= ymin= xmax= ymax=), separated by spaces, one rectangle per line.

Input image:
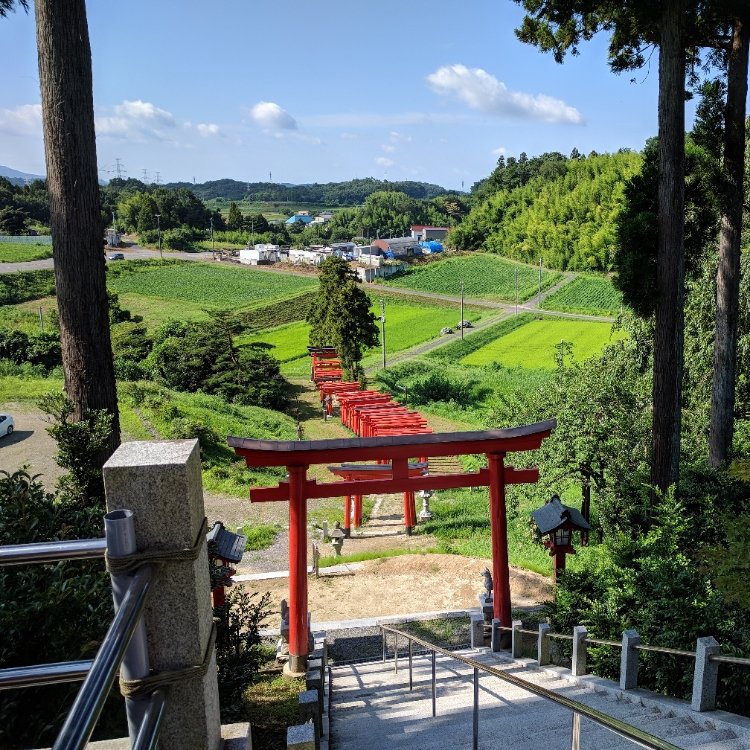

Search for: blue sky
xmin=1 ymin=0 xmax=689 ymax=191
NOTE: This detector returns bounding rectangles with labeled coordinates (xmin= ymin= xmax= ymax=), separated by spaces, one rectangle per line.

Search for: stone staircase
xmin=428 ymin=455 xmax=464 ymax=475
xmin=329 ymin=649 xmax=750 ymax=750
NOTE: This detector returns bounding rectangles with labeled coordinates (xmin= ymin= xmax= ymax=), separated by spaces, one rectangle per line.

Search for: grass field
xmin=541 ymin=275 xmax=623 ymax=316
xmin=462 ymin=318 xmax=628 ymax=369
xmin=105 ymin=261 xmax=317 ymax=329
xmin=236 ymin=297 xmax=489 ymax=376
xmin=0 ymin=242 xmax=53 ymax=263
xmin=382 ymin=253 xmax=562 ymax=301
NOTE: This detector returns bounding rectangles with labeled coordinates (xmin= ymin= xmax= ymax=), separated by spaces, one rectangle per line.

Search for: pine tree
xmin=306 ymin=257 xmax=379 ymax=379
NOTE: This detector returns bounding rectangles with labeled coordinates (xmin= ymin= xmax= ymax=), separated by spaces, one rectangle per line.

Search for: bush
xmin=214 ymin=589 xmax=273 ymax=722
xmin=0 ymin=471 xmax=118 ymax=747
xmin=163 ymin=226 xmax=201 ymax=251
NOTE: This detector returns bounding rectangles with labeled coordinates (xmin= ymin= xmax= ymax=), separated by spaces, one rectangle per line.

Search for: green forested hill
xmin=450 ymin=151 xmax=642 ymax=271
xmin=163 ymin=176 xmax=451 ymax=204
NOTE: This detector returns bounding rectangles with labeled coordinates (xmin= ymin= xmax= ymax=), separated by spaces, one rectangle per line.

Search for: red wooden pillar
xmin=353 ymin=495 xmax=363 ymax=527
xmin=343 ymin=495 xmax=352 ymax=537
xmin=487 ymin=452 xmax=512 ymax=630
xmin=287 ymin=464 xmax=309 ymax=674
xmin=403 ymin=491 xmax=417 ymax=534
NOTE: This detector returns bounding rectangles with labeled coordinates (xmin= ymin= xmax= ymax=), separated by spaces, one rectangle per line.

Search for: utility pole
xmin=115 ymin=158 xmax=123 ymax=179
xmin=38 ymin=305 xmax=44 ymax=333
xmin=538 ymin=257 xmax=542 ymax=298
xmin=515 ymin=268 xmax=519 ymax=314
xmin=155 ymin=171 xmax=161 ymax=185
xmin=112 ymin=211 xmax=117 ymax=233
xmin=155 ymin=214 xmax=162 ymax=260
xmin=210 ymin=215 xmax=215 ymax=259
xmin=460 ymin=280 xmax=465 ymax=341
xmin=380 ymin=299 xmax=386 ymax=369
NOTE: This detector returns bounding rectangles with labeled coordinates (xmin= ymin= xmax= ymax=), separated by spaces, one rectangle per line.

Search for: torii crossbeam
xmin=229 ymin=420 xmax=555 ymax=674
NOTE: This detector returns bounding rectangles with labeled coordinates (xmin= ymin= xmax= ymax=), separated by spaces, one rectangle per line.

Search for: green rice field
xmin=541 ymin=275 xmax=622 ymax=316
xmin=461 ymin=318 xmax=627 ymax=369
xmin=237 ymin=297 xmax=488 ymax=375
xmin=107 ymin=261 xmax=316 ymax=312
xmin=0 ymin=242 xmax=53 ymax=263
xmin=382 ymin=253 xmax=561 ymax=301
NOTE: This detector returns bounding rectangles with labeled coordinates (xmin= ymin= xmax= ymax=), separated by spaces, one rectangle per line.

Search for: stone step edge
xmin=498 ymin=655 xmax=750 ymax=743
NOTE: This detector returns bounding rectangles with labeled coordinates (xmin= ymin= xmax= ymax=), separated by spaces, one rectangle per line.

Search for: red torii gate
xmin=229 ymin=420 xmax=555 ymax=674
xmin=328 ymin=462 xmax=428 ymax=536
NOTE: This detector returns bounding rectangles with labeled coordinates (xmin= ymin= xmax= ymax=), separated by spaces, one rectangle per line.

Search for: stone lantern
xmin=531 ymin=494 xmax=590 ymax=581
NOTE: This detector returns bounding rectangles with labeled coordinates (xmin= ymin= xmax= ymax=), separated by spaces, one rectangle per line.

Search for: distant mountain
xmin=162 ymin=177 xmax=453 ymax=205
xmin=0 ymin=165 xmax=45 ymax=186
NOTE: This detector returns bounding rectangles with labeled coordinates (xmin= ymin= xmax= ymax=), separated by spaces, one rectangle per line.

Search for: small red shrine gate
xmin=229 ymin=420 xmax=555 ymax=674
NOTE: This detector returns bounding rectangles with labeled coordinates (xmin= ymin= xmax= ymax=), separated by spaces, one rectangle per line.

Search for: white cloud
xmin=0 ymin=104 xmax=42 ymax=136
xmin=249 ymin=101 xmax=298 ymax=131
xmin=339 ymin=132 xmax=358 ymax=140
xmin=426 ymin=64 xmax=584 ymax=124
xmin=491 ymin=146 xmax=507 ymax=156
xmin=381 ymin=144 xmax=396 ymax=153
xmin=390 ymin=131 xmax=412 ymax=143
xmin=196 ymin=123 xmax=220 ymax=137
xmin=375 ymin=156 xmax=393 ymax=167
xmin=97 ymin=100 xmax=177 ymax=141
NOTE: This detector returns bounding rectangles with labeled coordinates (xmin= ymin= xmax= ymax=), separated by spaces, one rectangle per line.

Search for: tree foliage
xmin=451 ymin=151 xmax=642 ymax=270
xmin=147 ymin=320 xmax=290 ymax=410
xmin=307 ymin=256 xmax=379 ymax=378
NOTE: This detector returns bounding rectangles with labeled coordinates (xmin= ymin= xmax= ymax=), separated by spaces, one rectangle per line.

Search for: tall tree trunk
xmin=35 ymin=0 xmax=120 ymax=458
xmin=651 ymin=0 xmax=686 ymax=494
xmin=709 ymin=17 xmax=749 ymax=467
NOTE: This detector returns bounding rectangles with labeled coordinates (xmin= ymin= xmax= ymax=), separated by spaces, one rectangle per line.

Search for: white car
xmin=0 ymin=414 xmax=14 ymax=437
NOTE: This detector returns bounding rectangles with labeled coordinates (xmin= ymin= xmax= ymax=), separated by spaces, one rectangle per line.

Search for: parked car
xmin=457 ymin=320 xmax=474 ymax=329
xmin=440 ymin=327 xmax=454 ymax=335
xmin=107 ymin=252 xmax=125 ymax=260
xmin=0 ymin=413 xmax=14 ymax=437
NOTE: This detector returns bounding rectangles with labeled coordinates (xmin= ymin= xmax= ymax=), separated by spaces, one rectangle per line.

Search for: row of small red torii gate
xmin=229 ymin=347 xmax=556 ymax=674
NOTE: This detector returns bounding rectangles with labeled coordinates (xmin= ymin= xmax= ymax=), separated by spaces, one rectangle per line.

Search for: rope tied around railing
xmin=105 ymin=517 xmax=209 ymax=574
xmin=118 ymin=622 xmax=217 ymax=698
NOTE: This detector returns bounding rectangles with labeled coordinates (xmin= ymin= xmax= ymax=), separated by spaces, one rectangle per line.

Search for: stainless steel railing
xmin=380 ymin=624 xmax=682 ymax=750
xmin=0 ymin=510 xmax=165 ymax=750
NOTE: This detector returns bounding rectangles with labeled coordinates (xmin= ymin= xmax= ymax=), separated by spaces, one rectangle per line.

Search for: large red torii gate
xmin=229 ymin=419 xmax=555 ymax=674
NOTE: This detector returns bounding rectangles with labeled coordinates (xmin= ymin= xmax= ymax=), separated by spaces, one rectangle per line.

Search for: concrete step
xmin=329 ymin=651 xmax=749 ymax=750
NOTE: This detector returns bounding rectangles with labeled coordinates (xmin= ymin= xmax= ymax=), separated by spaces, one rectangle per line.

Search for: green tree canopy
xmin=306 ymin=256 xmax=379 ymax=378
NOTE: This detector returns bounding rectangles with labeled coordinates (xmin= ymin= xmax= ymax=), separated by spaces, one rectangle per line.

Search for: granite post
xmin=620 ymin=629 xmax=640 ymax=690
xmin=691 ymin=636 xmax=720 ymax=712
xmin=103 ymin=440 xmax=221 ymax=750
xmin=511 ymin=620 xmax=523 ymax=659
xmin=538 ymin=623 xmax=550 ymax=666
xmin=572 ymin=626 xmax=587 ymax=677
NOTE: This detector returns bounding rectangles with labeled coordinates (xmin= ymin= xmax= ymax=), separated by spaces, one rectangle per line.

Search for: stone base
xmin=285 ymin=657 xmax=309 ymax=678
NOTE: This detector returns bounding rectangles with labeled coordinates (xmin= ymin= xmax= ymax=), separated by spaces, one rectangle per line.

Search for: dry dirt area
xmin=0 ymin=406 xmax=63 ymax=485
xmin=237 ymin=493 xmax=553 ymax=628
xmin=243 ymin=553 xmax=553 ymax=629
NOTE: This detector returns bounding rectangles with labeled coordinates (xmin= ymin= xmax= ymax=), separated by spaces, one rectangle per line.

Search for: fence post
xmin=691 ymin=636 xmax=720 ymax=712
xmin=511 ymin=620 xmax=523 ymax=659
xmin=103 ymin=440 xmax=221 ymax=750
xmin=572 ymin=626 xmax=587 ymax=677
xmin=619 ymin=629 xmax=640 ymax=690
xmin=538 ymin=623 xmax=550 ymax=666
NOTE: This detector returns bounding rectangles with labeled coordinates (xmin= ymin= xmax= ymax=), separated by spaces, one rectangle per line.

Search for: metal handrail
xmin=0 ymin=537 xmax=107 ymax=566
xmin=380 ymin=624 xmax=682 ymax=750
xmin=53 ymin=564 xmax=156 ymax=750
xmin=1 ymin=520 xmax=166 ymax=750
xmin=0 ymin=660 xmax=93 ymax=690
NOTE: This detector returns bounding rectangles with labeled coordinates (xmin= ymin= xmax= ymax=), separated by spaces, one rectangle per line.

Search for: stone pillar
xmin=470 ymin=614 xmax=485 ymax=649
xmin=538 ymin=623 xmax=550 ymax=666
xmin=572 ymin=626 xmax=587 ymax=677
xmin=691 ymin=636 xmax=720 ymax=712
xmin=103 ymin=440 xmax=220 ymax=750
xmin=511 ymin=620 xmax=523 ymax=659
xmin=620 ymin=629 xmax=640 ymax=690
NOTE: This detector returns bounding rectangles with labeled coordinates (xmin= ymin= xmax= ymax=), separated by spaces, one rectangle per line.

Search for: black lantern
xmin=531 ymin=495 xmax=590 ymax=581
